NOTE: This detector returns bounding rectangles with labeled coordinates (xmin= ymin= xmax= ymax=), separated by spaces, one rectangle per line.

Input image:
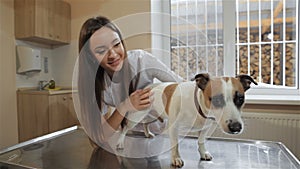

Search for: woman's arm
xmin=102 ymin=88 xmax=152 ymax=131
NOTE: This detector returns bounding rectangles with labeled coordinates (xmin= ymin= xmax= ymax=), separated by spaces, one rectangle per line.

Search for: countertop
xmin=0 ymin=126 xmax=299 ymax=169
xmin=17 ymin=87 xmax=75 ymax=95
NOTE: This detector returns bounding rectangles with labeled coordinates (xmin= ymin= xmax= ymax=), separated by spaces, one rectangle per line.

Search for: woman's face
xmin=90 ymin=27 xmax=125 ymax=76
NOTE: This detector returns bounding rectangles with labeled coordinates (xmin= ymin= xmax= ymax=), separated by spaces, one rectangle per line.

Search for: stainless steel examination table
xmin=0 ymin=126 xmax=299 ymax=169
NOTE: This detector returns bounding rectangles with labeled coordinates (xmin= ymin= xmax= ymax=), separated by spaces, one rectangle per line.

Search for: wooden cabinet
xmin=14 ymin=0 xmax=71 ymax=46
xmin=17 ymin=93 xmax=49 ymax=142
xmin=49 ymin=94 xmax=78 ymax=133
xmin=17 ymin=91 xmax=79 ymax=142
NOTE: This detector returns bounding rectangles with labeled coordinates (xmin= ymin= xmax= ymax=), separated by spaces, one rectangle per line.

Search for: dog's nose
xmin=228 ymin=121 xmax=242 ymax=134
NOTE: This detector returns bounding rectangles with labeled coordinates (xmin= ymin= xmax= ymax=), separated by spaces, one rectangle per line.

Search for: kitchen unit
xmin=17 ymin=89 xmax=79 ymax=142
xmin=14 ymin=0 xmax=71 ymax=46
xmin=14 ymin=0 xmax=74 ymax=143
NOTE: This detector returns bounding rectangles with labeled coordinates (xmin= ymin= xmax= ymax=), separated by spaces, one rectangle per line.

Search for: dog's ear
xmin=236 ymin=74 xmax=258 ymax=91
xmin=191 ymin=73 xmax=210 ymax=90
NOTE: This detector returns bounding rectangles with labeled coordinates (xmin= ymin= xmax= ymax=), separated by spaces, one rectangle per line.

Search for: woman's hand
xmin=117 ymin=88 xmax=153 ymax=116
xmin=129 ymin=88 xmax=153 ymax=111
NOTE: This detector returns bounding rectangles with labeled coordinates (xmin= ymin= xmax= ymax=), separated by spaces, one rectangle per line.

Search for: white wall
xmin=0 ymin=0 xmax=18 ymax=149
xmin=51 ymin=41 xmax=77 ymax=87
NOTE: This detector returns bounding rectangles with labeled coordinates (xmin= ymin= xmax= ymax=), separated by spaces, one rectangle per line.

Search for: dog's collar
xmin=194 ymin=86 xmax=216 ymax=121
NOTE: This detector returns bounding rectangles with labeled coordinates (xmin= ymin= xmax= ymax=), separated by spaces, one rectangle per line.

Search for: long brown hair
xmin=77 ymin=16 xmax=126 ymax=143
xmin=78 ymin=16 xmax=127 ymax=111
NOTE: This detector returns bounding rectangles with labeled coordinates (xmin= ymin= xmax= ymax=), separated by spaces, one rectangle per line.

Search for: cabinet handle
xmin=63 ymin=96 xmax=67 ymax=100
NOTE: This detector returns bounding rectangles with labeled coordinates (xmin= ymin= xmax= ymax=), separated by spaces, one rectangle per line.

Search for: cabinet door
xmin=35 ymin=0 xmax=71 ymax=43
xmin=53 ymin=0 xmax=71 ymax=43
xmin=17 ymin=93 xmax=49 ymax=142
xmin=14 ymin=0 xmax=70 ymax=45
xmin=49 ymin=94 xmax=79 ymax=133
xmin=14 ymin=0 xmax=35 ymax=38
xmin=35 ymin=0 xmax=54 ymax=40
xmin=68 ymin=94 xmax=80 ymax=125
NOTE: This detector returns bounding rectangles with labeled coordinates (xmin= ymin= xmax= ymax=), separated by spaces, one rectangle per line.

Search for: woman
xmin=77 ymin=16 xmax=183 ymax=148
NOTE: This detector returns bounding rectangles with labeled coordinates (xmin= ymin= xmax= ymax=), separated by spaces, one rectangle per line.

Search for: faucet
xmin=38 ymin=80 xmax=49 ymax=90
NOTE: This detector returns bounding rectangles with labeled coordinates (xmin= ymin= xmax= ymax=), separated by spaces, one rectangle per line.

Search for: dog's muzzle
xmin=228 ymin=121 xmax=242 ymax=134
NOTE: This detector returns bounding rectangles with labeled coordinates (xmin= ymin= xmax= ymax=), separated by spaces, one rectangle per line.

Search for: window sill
xmin=245 ymin=95 xmax=300 ymax=105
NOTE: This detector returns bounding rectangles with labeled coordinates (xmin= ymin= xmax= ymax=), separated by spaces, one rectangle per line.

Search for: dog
xmin=116 ymin=73 xmax=257 ymax=167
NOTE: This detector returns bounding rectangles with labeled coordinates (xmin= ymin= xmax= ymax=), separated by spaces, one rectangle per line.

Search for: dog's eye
xmin=211 ymin=94 xmax=225 ymax=108
xmin=234 ymin=91 xmax=244 ymax=108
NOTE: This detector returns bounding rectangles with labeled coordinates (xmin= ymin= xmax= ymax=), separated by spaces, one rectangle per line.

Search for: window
xmin=236 ymin=0 xmax=298 ymax=89
xmin=167 ymin=0 xmax=299 ymax=98
xmin=170 ymin=0 xmax=224 ymax=79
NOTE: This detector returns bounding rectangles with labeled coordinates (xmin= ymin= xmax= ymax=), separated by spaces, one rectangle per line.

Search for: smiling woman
xmin=75 ymin=16 xmax=183 ymax=155
xmin=90 ymin=27 xmax=125 ymax=76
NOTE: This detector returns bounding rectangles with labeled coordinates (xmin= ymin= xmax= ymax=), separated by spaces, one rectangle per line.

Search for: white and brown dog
xmin=116 ymin=73 xmax=257 ymax=167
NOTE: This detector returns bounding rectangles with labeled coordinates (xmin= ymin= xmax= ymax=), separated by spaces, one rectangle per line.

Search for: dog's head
xmin=192 ymin=73 xmax=257 ymax=134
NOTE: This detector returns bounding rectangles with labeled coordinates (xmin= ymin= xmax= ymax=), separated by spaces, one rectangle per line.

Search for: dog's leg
xmin=143 ymin=123 xmax=155 ymax=138
xmin=116 ymin=125 xmax=129 ymax=150
xmin=116 ymin=110 xmax=148 ymax=150
xmin=116 ymin=119 xmax=137 ymax=150
xmin=198 ymin=130 xmax=212 ymax=161
xmin=169 ymin=127 xmax=184 ymax=167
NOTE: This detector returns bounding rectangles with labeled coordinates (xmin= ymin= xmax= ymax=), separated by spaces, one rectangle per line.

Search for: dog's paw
xmin=200 ymin=152 xmax=213 ymax=161
xmin=172 ymin=157 xmax=184 ymax=168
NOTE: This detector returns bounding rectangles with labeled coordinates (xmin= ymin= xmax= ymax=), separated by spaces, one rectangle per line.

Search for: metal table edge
xmin=205 ymin=136 xmax=300 ymax=166
xmin=0 ymin=126 xmax=79 ymax=155
xmin=0 ymin=160 xmax=36 ymax=169
xmin=0 ymin=126 xmax=299 ymax=168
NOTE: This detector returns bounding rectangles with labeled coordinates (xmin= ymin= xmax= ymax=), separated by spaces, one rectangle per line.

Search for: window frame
xmin=151 ymin=0 xmax=300 ymax=105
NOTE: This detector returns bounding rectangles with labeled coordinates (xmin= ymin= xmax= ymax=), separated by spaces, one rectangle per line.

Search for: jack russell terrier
xmin=116 ymin=73 xmax=257 ymax=167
